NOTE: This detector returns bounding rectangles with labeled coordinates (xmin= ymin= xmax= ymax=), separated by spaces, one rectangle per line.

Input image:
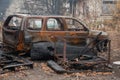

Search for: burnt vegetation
xmin=23 ymin=0 xmax=69 ymax=15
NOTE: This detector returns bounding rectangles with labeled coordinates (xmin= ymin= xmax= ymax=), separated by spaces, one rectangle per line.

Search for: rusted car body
xmin=2 ymin=14 xmax=109 ymax=61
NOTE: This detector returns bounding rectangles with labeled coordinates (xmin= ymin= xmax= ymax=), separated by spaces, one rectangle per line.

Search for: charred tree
xmin=23 ymin=0 xmax=68 ymax=15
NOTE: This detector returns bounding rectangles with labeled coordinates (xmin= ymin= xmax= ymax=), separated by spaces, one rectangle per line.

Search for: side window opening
xmin=27 ymin=18 xmax=42 ymax=30
xmin=65 ymin=18 xmax=85 ymax=31
xmin=47 ymin=18 xmax=63 ymax=31
xmin=102 ymin=0 xmax=116 ymax=15
xmin=7 ymin=16 xmax=22 ymax=30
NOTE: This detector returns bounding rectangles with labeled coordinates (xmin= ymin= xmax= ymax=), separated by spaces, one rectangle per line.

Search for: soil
xmin=0 ymin=30 xmax=120 ymax=80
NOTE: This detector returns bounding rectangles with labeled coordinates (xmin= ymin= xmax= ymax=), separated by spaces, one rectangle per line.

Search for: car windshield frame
xmin=4 ymin=15 xmax=23 ymax=30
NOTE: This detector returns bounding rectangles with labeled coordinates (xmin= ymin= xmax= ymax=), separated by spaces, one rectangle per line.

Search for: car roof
xmin=9 ymin=13 xmax=87 ymax=27
xmin=8 ymin=13 xmax=89 ymax=30
xmin=12 ymin=13 xmax=75 ymax=19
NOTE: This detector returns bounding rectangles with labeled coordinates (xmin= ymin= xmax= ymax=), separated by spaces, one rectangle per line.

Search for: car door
xmin=41 ymin=17 xmax=66 ymax=42
xmin=24 ymin=17 xmax=43 ymax=43
xmin=3 ymin=15 xmax=23 ymax=48
xmin=64 ymin=18 xmax=89 ymax=46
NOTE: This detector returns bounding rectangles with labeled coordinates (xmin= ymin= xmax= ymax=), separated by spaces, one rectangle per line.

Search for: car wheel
xmin=30 ymin=43 xmax=53 ymax=60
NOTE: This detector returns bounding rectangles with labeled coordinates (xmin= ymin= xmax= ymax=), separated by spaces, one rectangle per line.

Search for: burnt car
xmin=2 ymin=14 xmax=109 ymax=60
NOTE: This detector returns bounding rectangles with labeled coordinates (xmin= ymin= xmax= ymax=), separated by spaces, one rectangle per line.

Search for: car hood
xmin=89 ymin=30 xmax=108 ymax=38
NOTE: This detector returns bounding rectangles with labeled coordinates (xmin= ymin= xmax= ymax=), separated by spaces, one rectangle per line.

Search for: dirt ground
xmin=0 ymin=30 xmax=120 ymax=80
xmin=0 ymin=62 xmax=119 ymax=80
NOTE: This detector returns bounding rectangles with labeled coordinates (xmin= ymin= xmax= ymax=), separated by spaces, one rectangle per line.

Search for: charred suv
xmin=2 ymin=14 xmax=110 ymax=61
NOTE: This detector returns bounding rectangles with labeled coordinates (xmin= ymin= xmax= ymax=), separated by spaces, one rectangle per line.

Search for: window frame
xmin=46 ymin=18 xmax=64 ymax=31
xmin=102 ymin=0 xmax=116 ymax=15
xmin=26 ymin=17 xmax=43 ymax=31
xmin=65 ymin=18 xmax=88 ymax=31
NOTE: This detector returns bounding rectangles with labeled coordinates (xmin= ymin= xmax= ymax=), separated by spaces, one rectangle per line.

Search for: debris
xmin=0 ymin=49 xmax=33 ymax=74
xmin=47 ymin=60 xmax=66 ymax=73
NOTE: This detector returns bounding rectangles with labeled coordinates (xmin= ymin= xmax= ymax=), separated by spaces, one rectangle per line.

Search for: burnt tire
xmin=30 ymin=43 xmax=53 ymax=60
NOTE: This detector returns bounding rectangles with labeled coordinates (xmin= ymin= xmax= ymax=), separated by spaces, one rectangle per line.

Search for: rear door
xmin=3 ymin=15 xmax=23 ymax=48
xmin=41 ymin=17 xmax=66 ymax=42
